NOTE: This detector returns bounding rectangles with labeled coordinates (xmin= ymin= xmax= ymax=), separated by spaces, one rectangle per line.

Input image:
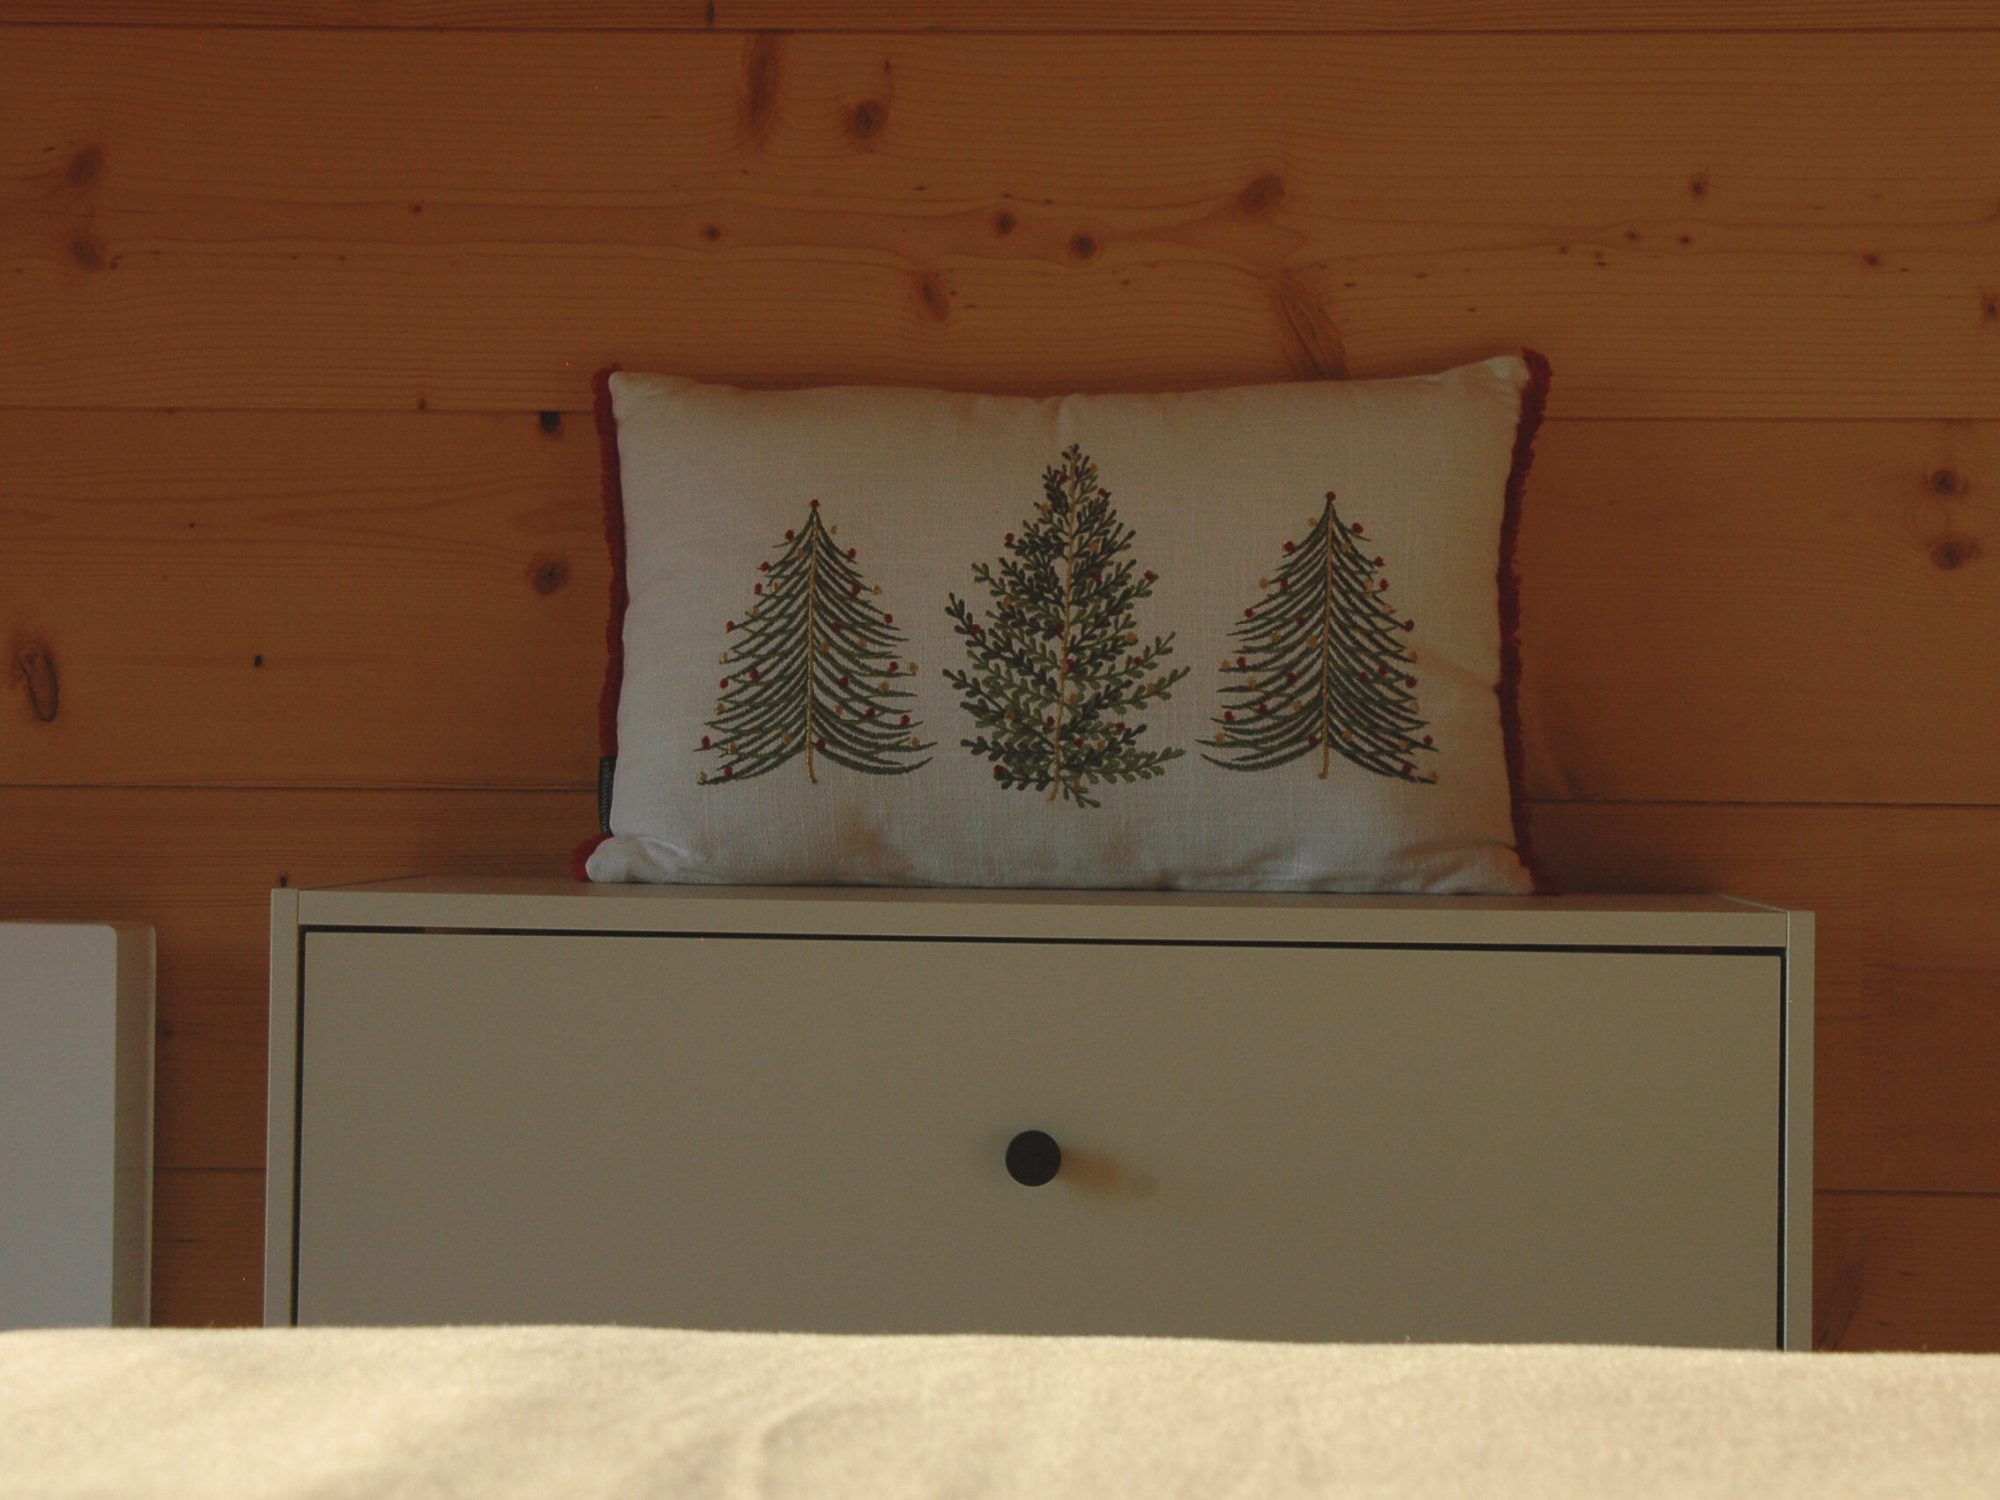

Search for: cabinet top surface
xmin=287 ymin=878 xmax=1798 ymax=949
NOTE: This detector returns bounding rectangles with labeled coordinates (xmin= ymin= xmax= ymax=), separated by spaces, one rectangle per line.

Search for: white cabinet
xmin=267 ymin=881 xmax=1812 ymax=1348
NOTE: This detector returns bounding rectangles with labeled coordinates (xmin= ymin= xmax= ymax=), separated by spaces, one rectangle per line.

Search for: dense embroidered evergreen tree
xmin=945 ymin=445 xmax=1187 ymax=808
xmin=698 ymin=500 xmax=931 ymax=785
xmin=1201 ymin=491 xmax=1437 ymax=783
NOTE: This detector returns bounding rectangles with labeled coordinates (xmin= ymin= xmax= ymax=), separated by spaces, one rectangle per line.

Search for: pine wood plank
xmin=1530 ymin=802 xmax=2000 ymax=1197
xmin=4 ymin=30 xmax=2000 ymax=416
xmin=2 ymin=789 xmax=1997 ymax=1191
xmin=0 ymin=787 xmax=595 ymax=1173
xmin=1815 ymin=1192 xmax=2000 ymax=1352
xmin=6 ymin=2 xmax=1993 ymax=29
xmin=6 ymin=413 xmax=1993 ymax=804
xmin=153 ymin=1168 xmax=263 ymax=1327
xmin=0 ymin=410 xmax=608 ymax=793
xmin=1517 ymin=420 xmax=2000 ymax=805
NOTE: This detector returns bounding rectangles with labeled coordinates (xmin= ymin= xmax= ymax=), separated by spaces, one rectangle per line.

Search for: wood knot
xmin=67 ymin=143 xmax=104 ymax=189
xmin=846 ymin=98 xmax=886 ymax=141
xmin=529 ymin=553 xmax=571 ymax=596
xmin=1983 ymin=291 xmax=2000 ymax=324
xmin=68 ymin=229 xmax=107 ymax=271
xmin=538 ymin=410 xmax=563 ymax=435
xmin=990 ymin=208 xmax=1017 ymax=237
xmin=1930 ymin=534 xmax=1980 ymax=571
xmin=915 ymin=269 xmax=949 ymax=322
xmin=1069 ymin=231 xmax=1098 ymax=262
xmin=1862 ymin=251 xmax=1882 ymax=268
xmin=700 ymin=223 xmax=722 ymax=242
xmin=13 ymin=641 xmax=59 ymax=723
xmin=1239 ymin=172 xmax=1286 ymax=217
xmin=1688 ymin=170 xmax=1710 ymax=200
xmin=1928 ymin=466 xmax=1964 ymax=497
xmin=408 ymin=199 xmax=425 ymax=215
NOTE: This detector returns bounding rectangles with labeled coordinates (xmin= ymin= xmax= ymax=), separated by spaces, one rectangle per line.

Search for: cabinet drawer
xmin=295 ymin=931 xmax=1782 ymax=1346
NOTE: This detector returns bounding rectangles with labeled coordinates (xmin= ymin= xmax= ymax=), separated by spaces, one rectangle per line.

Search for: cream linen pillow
xmin=579 ymin=354 xmax=1549 ymax=893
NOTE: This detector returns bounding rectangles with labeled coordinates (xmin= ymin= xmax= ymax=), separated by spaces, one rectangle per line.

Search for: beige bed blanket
xmin=3 ymin=1327 xmax=1996 ymax=1498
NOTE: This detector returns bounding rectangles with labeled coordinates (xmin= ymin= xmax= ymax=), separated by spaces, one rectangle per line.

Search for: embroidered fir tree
xmin=698 ymin=499 xmax=931 ymax=786
xmin=1201 ymin=491 xmax=1438 ymax=783
xmin=945 ymin=445 xmax=1188 ymax=808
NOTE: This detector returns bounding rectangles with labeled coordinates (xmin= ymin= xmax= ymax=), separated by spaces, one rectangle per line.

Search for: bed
xmin=4 ymin=1327 xmax=1995 ymax=1498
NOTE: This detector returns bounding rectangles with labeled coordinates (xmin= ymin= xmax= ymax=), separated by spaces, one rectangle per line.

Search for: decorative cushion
xmin=579 ymin=353 xmax=1549 ymax=893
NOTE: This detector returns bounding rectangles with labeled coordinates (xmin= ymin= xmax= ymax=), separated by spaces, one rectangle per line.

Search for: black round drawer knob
xmin=1005 ymin=1130 xmax=1062 ymax=1187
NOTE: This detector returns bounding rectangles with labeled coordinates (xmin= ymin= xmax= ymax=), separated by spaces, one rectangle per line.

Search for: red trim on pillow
xmin=1499 ymin=349 xmax=1556 ymax=895
xmin=571 ymin=364 xmax=626 ymax=882
xmin=570 ymin=831 xmax=610 ymax=882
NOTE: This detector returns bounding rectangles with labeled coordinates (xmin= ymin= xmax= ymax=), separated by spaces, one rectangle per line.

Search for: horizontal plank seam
xmin=158 ymin=1166 xmax=262 ymax=1176
xmin=7 ymin=23 xmax=2000 ymax=37
xmin=0 ymin=408 xmax=1992 ymax=426
xmin=1817 ymin=1187 xmax=2000 ymax=1201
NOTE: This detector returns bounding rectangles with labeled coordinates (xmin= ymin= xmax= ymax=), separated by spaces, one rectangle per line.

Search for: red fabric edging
xmin=571 ymin=364 xmax=627 ymax=882
xmin=1499 ymin=349 xmax=1555 ymax=895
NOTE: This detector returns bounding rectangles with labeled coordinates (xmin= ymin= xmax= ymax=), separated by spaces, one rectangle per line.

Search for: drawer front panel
xmin=295 ymin=933 xmax=1783 ymax=1345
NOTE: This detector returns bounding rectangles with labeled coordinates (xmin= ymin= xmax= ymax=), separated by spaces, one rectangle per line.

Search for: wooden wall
xmin=2 ymin=2 xmax=1995 ymax=1347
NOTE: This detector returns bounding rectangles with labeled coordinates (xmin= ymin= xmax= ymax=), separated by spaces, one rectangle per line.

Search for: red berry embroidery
xmin=1405 ymin=676 xmax=1418 ymax=687
xmin=809 ymin=498 xmax=819 ymax=509
xmin=700 ymin=735 xmax=710 ymax=749
xmin=1351 ymin=521 xmax=1364 ymax=534
xmin=725 ymin=620 xmax=736 ymax=631
xmin=1143 ymin=570 xmax=1157 ymax=582
xmin=993 ymin=764 xmax=1005 ymax=778
xmin=846 ymin=548 xmax=857 ymax=560
xmin=1223 ymin=711 xmax=1235 ymax=723
xmin=882 ymin=613 xmax=893 ymax=625
xmin=1283 ymin=541 xmax=1296 ymax=553
xmin=719 ymin=677 xmax=730 ymax=688
xmin=1004 ymin=532 xmax=1015 ymax=544
xmin=1244 ymin=607 xmax=1256 ymax=619
xmin=784 ymin=529 xmax=795 ymax=541
xmin=900 ymin=714 xmax=911 ymax=726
